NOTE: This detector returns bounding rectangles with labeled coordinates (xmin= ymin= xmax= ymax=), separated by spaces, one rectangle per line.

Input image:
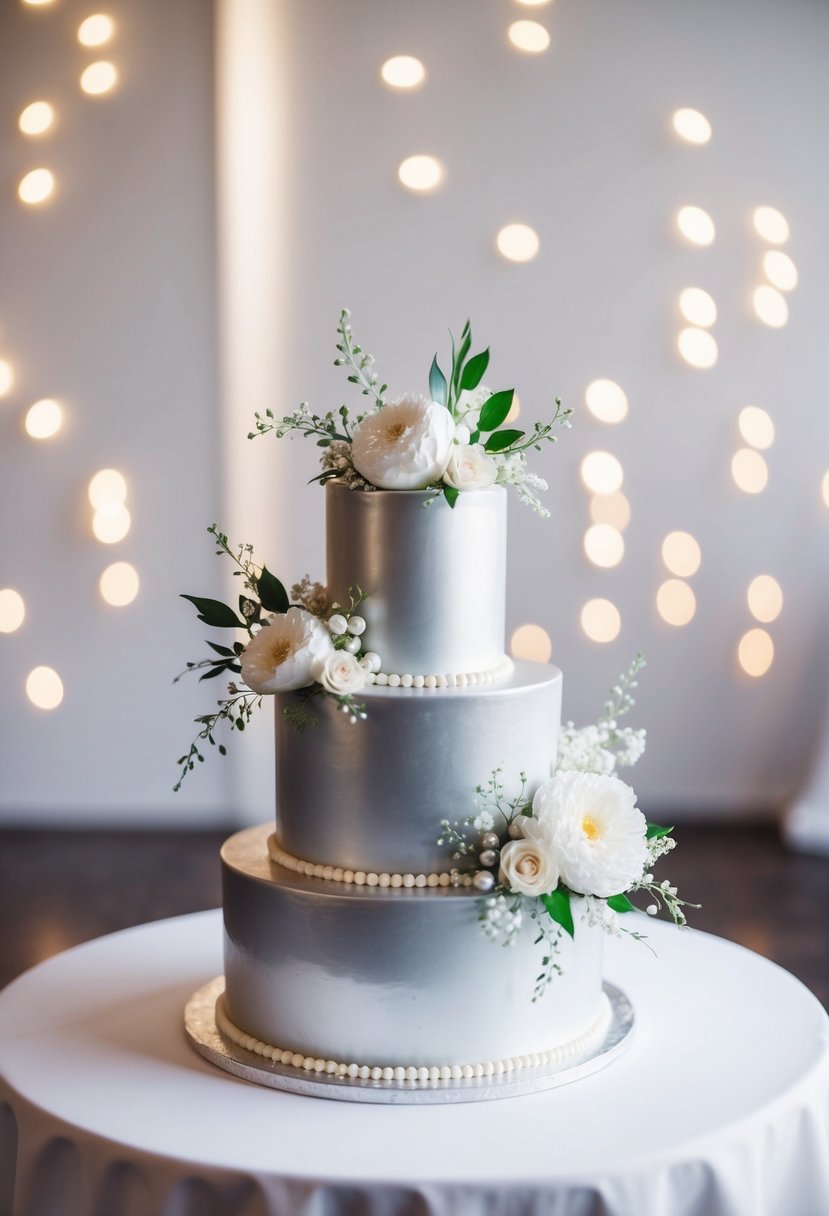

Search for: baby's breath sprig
xmin=529 ymin=903 xmax=564 ymax=1002
xmin=334 ymin=307 xmax=387 ymax=407
xmin=248 ymin=402 xmax=355 ymax=448
xmin=174 ymin=689 xmax=262 ymax=792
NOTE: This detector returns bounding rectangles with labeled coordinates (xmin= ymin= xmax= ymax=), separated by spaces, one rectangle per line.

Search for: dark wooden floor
xmin=1 ymin=823 xmax=828 ymax=1008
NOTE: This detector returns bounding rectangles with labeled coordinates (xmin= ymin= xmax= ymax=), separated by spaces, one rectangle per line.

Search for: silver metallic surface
xmin=276 ymin=661 xmax=562 ymax=873
xmin=185 ymin=976 xmax=634 ymax=1105
xmin=222 ymin=825 xmax=604 ymax=1068
xmin=326 ymin=482 xmax=507 ymax=675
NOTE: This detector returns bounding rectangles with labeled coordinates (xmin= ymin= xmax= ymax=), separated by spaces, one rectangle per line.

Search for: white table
xmin=1 ymin=910 xmax=827 ymax=1216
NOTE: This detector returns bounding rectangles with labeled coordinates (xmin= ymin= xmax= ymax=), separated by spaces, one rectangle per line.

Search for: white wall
xmin=1 ymin=0 xmax=828 ymax=825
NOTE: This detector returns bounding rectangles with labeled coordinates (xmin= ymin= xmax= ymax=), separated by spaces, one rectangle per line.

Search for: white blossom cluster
xmin=556 ymin=721 xmax=647 ymax=776
xmin=472 ymin=810 xmax=496 ymax=832
xmin=320 ymin=439 xmax=374 ymax=490
xmin=495 ymin=452 xmax=550 ymax=517
xmin=480 ymin=893 xmax=524 ymax=946
xmin=581 ymin=895 xmax=622 ymax=936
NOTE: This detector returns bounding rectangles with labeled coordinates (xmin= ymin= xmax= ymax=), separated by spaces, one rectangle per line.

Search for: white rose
xmin=499 ymin=834 xmax=559 ymax=897
xmin=532 ymin=771 xmax=648 ymax=898
xmin=443 ymin=444 xmax=498 ymax=492
xmin=240 ymin=607 xmax=333 ymax=694
xmin=351 ymin=394 xmax=454 ymax=490
xmin=313 ymin=650 xmax=367 ymax=695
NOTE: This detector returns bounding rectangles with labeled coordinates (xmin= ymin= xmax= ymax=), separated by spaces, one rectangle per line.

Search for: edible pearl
xmin=480 ymin=831 xmax=500 ymax=850
xmin=473 ymin=870 xmax=496 ymax=892
xmin=507 ymin=818 xmax=527 ymax=839
xmin=362 ymin=651 xmax=382 ymax=673
xmin=346 ymin=615 xmax=366 ymax=635
xmin=328 ymin=614 xmax=348 ymax=636
xmin=343 ymin=636 xmax=361 ymax=655
xmin=479 ymin=849 xmax=498 ymax=868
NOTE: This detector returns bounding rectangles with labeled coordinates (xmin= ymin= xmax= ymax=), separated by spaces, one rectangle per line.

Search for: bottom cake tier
xmin=222 ymin=825 xmax=607 ymax=1071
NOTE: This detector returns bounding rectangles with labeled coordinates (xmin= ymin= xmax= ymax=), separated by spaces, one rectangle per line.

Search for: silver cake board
xmin=184 ymin=977 xmax=635 ymax=1105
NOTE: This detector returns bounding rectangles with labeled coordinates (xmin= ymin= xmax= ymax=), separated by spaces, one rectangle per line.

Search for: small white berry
xmin=328 ymin=613 xmax=348 ymax=636
xmin=346 ymin=615 xmax=366 ymax=636
xmin=646 ymin=904 xmax=658 ymax=916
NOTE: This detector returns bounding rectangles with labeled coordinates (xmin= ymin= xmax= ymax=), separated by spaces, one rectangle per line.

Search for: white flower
xmin=499 ymin=833 xmax=559 ymax=897
xmin=313 ymin=650 xmax=367 ymax=695
xmin=240 ymin=608 xmax=334 ymax=694
xmin=454 ymin=421 xmax=472 ymax=444
xmin=351 ymin=394 xmax=454 ymax=490
xmin=443 ymin=444 xmax=498 ymax=492
xmin=532 ymin=771 xmax=648 ymax=898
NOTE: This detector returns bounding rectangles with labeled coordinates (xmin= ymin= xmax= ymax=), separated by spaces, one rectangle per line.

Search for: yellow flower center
xmin=385 ymin=420 xmax=409 ymax=442
xmin=581 ymin=815 xmax=600 ymax=841
xmin=269 ymin=637 xmax=293 ymax=665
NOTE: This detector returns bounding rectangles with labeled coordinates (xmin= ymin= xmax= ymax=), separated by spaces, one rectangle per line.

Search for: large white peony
xmin=499 ymin=830 xmax=559 ymax=897
xmin=531 ymin=771 xmax=648 ymax=897
xmin=351 ymin=395 xmax=454 ymax=490
xmin=240 ymin=607 xmax=334 ymax=694
xmin=443 ymin=444 xmax=498 ymax=492
xmin=312 ymin=650 xmax=367 ymax=695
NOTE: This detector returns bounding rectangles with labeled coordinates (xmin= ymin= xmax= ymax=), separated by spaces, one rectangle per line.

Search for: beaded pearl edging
xmin=216 ymin=993 xmax=612 ymax=1085
xmin=268 ymin=835 xmax=470 ymax=889
xmin=367 ymin=656 xmax=514 ymax=691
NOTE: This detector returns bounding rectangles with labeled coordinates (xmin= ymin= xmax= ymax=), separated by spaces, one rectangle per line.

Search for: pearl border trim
xmin=216 ymin=992 xmax=612 ymax=1084
xmin=367 ymin=656 xmax=514 ymax=691
xmin=268 ymin=835 xmax=470 ymax=888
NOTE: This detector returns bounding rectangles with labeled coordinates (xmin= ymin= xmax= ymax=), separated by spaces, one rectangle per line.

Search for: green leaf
xmin=478 ymin=389 xmax=514 ymax=433
xmin=206 ymin=641 xmax=235 ymax=657
xmin=180 ymin=594 xmax=244 ymax=629
xmin=607 ymin=893 xmax=635 ymax=913
xmin=451 ymin=323 xmax=473 ymax=393
xmin=484 ymin=428 xmax=524 ymax=452
xmin=646 ymin=822 xmax=674 ymax=840
xmin=541 ymin=887 xmax=575 ymax=938
xmin=199 ymin=662 xmax=231 ymax=681
xmin=443 ymin=485 xmax=460 ymax=509
xmin=257 ymin=566 xmax=289 ymax=614
xmin=460 ymin=348 xmax=490 ymax=391
xmin=429 ymin=355 xmax=447 ymax=406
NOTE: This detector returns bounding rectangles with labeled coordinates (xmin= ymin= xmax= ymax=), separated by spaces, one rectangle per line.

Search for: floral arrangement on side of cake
xmin=174 ymin=528 xmax=377 ymax=790
xmin=438 ymin=656 xmax=697 ymax=998
xmin=249 ymin=309 xmax=572 ymax=515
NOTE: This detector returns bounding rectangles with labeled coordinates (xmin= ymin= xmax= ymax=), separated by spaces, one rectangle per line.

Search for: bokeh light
xmin=657 ymin=579 xmax=696 ymax=626
xmin=671 ymin=108 xmax=712 ymax=145
xmin=0 ymin=589 xmax=26 ymax=633
xmin=18 ymin=168 xmax=55 ymax=205
xmin=585 ymin=379 xmax=628 ymax=424
xmin=510 ymin=623 xmax=552 ymax=662
xmin=580 ymin=450 xmax=623 ymax=494
xmin=18 ymin=101 xmax=55 ymax=136
xmin=398 ymin=155 xmax=443 ymax=192
xmin=99 ymin=561 xmax=140 ymax=606
xmin=580 ymin=598 xmax=621 ymax=644
xmin=747 ymin=575 xmax=782 ymax=624
xmin=676 ymin=206 xmax=715 ymax=246
xmin=738 ymin=406 xmax=774 ymax=450
xmin=731 ymin=448 xmax=768 ymax=494
xmin=77 ymin=14 xmax=114 ymax=46
xmin=25 ymin=398 xmax=62 ymax=439
xmin=26 ymin=666 xmax=64 ymax=710
xmin=506 ymin=393 xmax=521 ymax=423
xmin=496 ymin=223 xmax=540 ymax=263
xmin=0 ymin=360 xmax=13 ymax=397
xmin=823 ymin=471 xmax=829 ymax=509
xmin=661 ymin=531 xmax=701 ymax=578
xmin=753 ymin=206 xmax=789 ymax=244
xmin=80 ymin=61 xmax=118 ymax=95
xmin=507 ymin=20 xmax=550 ymax=53
xmin=738 ymin=629 xmax=774 ymax=678
xmin=678 ymin=327 xmax=718 ymax=369
xmin=753 ymin=285 xmax=788 ymax=328
xmin=763 ymin=251 xmax=798 ymax=292
xmin=583 ymin=524 xmax=625 ymax=568
xmin=380 ymin=56 xmax=426 ymax=89
xmin=88 ymin=468 xmax=128 ymax=508
xmin=678 ymin=287 xmax=717 ymax=327
xmin=589 ymin=490 xmax=631 ymax=532
xmin=92 ymin=502 xmax=131 ymax=543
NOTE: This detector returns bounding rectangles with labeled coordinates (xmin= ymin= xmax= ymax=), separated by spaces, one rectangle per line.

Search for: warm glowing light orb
xmin=738 ymin=628 xmax=774 ymax=678
xmin=731 ymin=448 xmax=768 ymax=494
xmin=88 ymin=468 xmax=128 ymax=508
xmin=99 ymin=561 xmax=140 ymax=606
xmin=18 ymin=101 xmax=55 ymax=136
xmin=26 ymin=666 xmax=64 ymax=710
xmin=580 ymin=598 xmax=621 ymax=644
xmin=661 ymin=531 xmax=701 ymax=578
xmin=80 ymin=61 xmax=118 ymax=95
xmin=507 ymin=20 xmax=551 ymax=53
xmin=747 ymin=575 xmax=782 ymax=624
xmin=25 ymin=398 xmax=62 ymax=439
xmin=678 ymin=287 xmax=717 ymax=328
xmin=22 ymin=0 xmax=56 ymax=6
xmin=823 ymin=471 xmax=829 ymax=509
xmin=380 ymin=56 xmax=426 ymax=89
xmin=513 ymin=0 xmax=552 ymax=6
xmin=506 ymin=393 xmax=521 ymax=423
xmin=753 ymin=206 xmax=789 ymax=244
xmin=583 ymin=524 xmax=624 ymax=569
xmin=753 ymin=285 xmax=788 ymax=328
xmin=677 ymin=327 xmax=718 ymax=369
xmin=18 ymin=168 xmax=55 ymax=205
xmin=510 ymin=623 xmax=552 ymax=662
xmin=738 ymin=406 xmax=774 ymax=450
xmin=585 ymin=379 xmax=628 ymax=424
xmin=0 ymin=589 xmax=26 ymax=633
xmin=398 ymin=155 xmax=443 ymax=192
xmin=92 ymin=502 xmax=131 ymax=543
xmin=78 ymin=14 xmax=114 ymax=46
xmin=671 ymin=108 xmax=712 ymax=145
xmin=676 ymin=206 xmax=715 ymax=246
xmin=580 ymin=450 xmax=623 ymax=494
xmin=657 ymin=579 xmax=696 ymax=627
xmin=496 ymin=223 xmax=540 ymax=263
xmin=589 ymin=490 xmax=631 ymax=532
xmin=763 ymin=250 xmax=798 ymax=292
xmin=0 ymin=360 xmax=12 ymax=397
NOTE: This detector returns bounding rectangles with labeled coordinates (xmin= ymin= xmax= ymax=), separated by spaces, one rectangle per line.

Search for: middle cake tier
xmin=275 ymin=659 xmax=562 ymax=875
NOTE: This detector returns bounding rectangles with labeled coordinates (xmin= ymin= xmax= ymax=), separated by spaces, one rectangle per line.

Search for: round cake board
xmin=184 ymin=978 xmax=634 ymax=1105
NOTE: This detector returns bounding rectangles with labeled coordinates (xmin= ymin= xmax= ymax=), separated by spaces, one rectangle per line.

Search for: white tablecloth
xmin=1 ymin=909 xmax=827 ymax=1216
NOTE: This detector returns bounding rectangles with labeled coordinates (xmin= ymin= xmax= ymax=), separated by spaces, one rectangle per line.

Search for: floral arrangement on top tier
xmin=438 ymin=656 xmax=697 ymax=999
xmin=249 ymin=309 xmax=572 ymax=514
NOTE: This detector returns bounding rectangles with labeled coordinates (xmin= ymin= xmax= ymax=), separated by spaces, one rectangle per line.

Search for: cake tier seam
xmin=267 ymin=835 xmax=470 ymax=888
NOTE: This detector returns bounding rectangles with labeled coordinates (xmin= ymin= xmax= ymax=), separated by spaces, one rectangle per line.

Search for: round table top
xmin=1 ymin=909 xmax=828 ymax=1216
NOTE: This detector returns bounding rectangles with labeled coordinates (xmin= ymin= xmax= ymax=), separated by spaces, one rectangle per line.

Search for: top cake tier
xmin=326 ymin=481 xmax=506 ymax=677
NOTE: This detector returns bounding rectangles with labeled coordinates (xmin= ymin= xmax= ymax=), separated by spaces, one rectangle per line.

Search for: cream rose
xmin=351 ymin=395 xmax=454 ymax=490
xmin=443 ymin=444 xmax=498 ymax=492
xmin=532 ymin=771 xmax=648 ymax=898
xmin=313 ymin=650 xmax=367 ymax=695
xmin=498 ymin=835 xmax=559 ymax=897
xmin=240 ymin=607 xmax=334 ymax=694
